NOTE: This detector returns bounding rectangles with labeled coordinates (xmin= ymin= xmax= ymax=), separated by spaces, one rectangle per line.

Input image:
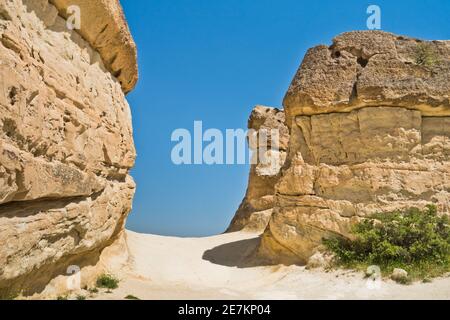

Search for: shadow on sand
xmin=202 ymin=236 xmax=275 ymax=268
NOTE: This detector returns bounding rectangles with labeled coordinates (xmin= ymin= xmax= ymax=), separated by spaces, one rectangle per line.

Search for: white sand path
xmin=96 ymin=230 xmax=450 ymax=300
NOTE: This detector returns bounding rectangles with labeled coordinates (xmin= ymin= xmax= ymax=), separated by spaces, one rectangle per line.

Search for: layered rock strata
xmin=0 ymin=0 xmax=137 ymax=297
xmin=232 ymin=31 xmax=450 ymax=265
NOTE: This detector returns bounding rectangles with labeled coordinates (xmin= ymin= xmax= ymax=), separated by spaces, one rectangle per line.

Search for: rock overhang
xmin=49 ymin=0 xmax=138 ymax=93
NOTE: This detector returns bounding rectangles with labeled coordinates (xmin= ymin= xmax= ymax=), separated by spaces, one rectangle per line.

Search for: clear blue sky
xmin=120 ymin=0 xmax=450 ymax=237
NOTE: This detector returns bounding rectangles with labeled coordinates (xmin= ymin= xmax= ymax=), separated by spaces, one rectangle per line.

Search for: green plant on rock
xmin=96 ymin=274 xmax=119 ymax=290
xmin=323 ymin=205 xmax=450 ymax=281
xmin=414 ymin=43 xmax=439 ymax=67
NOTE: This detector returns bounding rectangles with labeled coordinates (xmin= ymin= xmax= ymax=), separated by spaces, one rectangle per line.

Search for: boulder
xmin=391 ymin=268 xmax=409 ymax=282
xmin=306 ymin=251 xmax=334 ymax=270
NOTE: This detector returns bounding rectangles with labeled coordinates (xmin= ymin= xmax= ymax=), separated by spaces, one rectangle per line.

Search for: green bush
xmin=324 ymin=205 xmax=450 ymax=280
xmin=96 ymin=274 xmax=119 ymax=290
xmin=125 ymin=294 xmax=140 ymax=300
xmin=414 ymin=43 xmax=439 ymax=67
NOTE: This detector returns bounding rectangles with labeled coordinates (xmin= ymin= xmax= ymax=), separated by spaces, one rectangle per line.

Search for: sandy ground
xmin=95 ymin=230 xmax=450 ymax=300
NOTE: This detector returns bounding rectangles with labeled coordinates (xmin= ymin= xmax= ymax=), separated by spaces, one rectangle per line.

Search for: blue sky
xmin=120 ymin=0 xmax=450 ymax=237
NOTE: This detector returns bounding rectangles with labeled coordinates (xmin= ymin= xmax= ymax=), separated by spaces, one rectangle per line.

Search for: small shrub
xmin=76 ymin=295 xmax=86 ymax=301
xmin=96 ymin=274 xmax=119 ymax=290
xmin=2 ymin=292 xmax=19 ymax=300
xmin=125 ymin=294 xmax=140 ymax=300
xmin=88 ymin=287 xmax=99 ymax=294
xmin=57 ymin=295 xmax=68 ymax=300
xmin=323 ymin=205 xmax=450 ymax=281
xmin=414 ymin=43 xmax=439 ymax=67
xmin=394 ymin=276 xmax=412 ymax=285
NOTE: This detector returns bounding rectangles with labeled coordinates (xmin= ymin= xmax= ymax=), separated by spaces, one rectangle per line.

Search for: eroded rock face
xmin=237 ymin=31 xmax=450 ymax=264
xmin=0 ymin=0 xmax=137 ymax=297
xmin=283 ymin=31 xmax=450 ymax=128
xmin=48 ymin=0 xmax=138 ymax=93
xmin=227 ymin=106 xmax=289 ymax=232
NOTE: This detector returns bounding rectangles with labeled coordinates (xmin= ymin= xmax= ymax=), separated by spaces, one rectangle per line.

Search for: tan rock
xmin=306 ymin=251 xmax=334 ymax=270
xmin=227 ymin=106 xmax=289 ymax=232
xmin=0 ymin=0 xmax=137 ymax=298
xmin=391 ymin=268 xmax=409 ymax=282
xmin=260 ymin=106 xmax=450 ymax=264
xmin=284 ymin=31 xmax=450 ymax=128
xmin=48 ymin=0 xmax=138 ymax=93
xmin=247 ymin=32 xmax=450 ymax=265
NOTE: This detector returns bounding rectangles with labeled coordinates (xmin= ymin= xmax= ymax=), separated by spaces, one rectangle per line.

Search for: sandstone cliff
xmin=231 ymin=31 xmax=450 ymax=265
xmin=0 ymin=0 xmax=137 ymax=298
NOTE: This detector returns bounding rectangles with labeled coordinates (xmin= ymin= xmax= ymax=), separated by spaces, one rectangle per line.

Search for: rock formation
xmin=0 ymin=0 xmax=137 ymax=298
xmin=231 ymin=31 xmax=450 ymax=265
xmin=227 ymin=106 xmax=289 ymax=232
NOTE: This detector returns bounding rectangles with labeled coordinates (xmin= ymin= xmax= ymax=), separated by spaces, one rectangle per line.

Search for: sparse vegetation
xmin=323 ymin=205 xmax=450 ymax=282
xmin=57 ymin=295 xmax=68 ymax=300
xmin=125 ymin=294 xmax=140 ymax=300
xmin=1 ymin=292 xmax=19 ymax=300
xmin=423 ymin=278 xmax=433 ymax=284
xmin=88 ymin=288 xmax=98 ymax=293
xmin=76 ymin=295 xmax=86 ymax=301
xmin=414 ymin=43 xmax=440 ymax=67
xmin=88 ymin=287 xmax=99 ymax=294
xmin=96 ymin=274 xmax=119 ymax=290
xmin=394 ymin=274 xmax=411 ymax=285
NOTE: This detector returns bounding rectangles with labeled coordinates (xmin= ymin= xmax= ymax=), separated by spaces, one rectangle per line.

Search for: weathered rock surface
xmin=284 ymin=31 xmax=450 ymax=128
xmin=48 ymin=0 xmax=138 ymax=93
xmin=0 ymin=0 xmax=137 ymax=297
xmin=227 ymin=106 xmax=289 ymax=232
xmin=232 ymin=31 xmax=450 ymax=265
